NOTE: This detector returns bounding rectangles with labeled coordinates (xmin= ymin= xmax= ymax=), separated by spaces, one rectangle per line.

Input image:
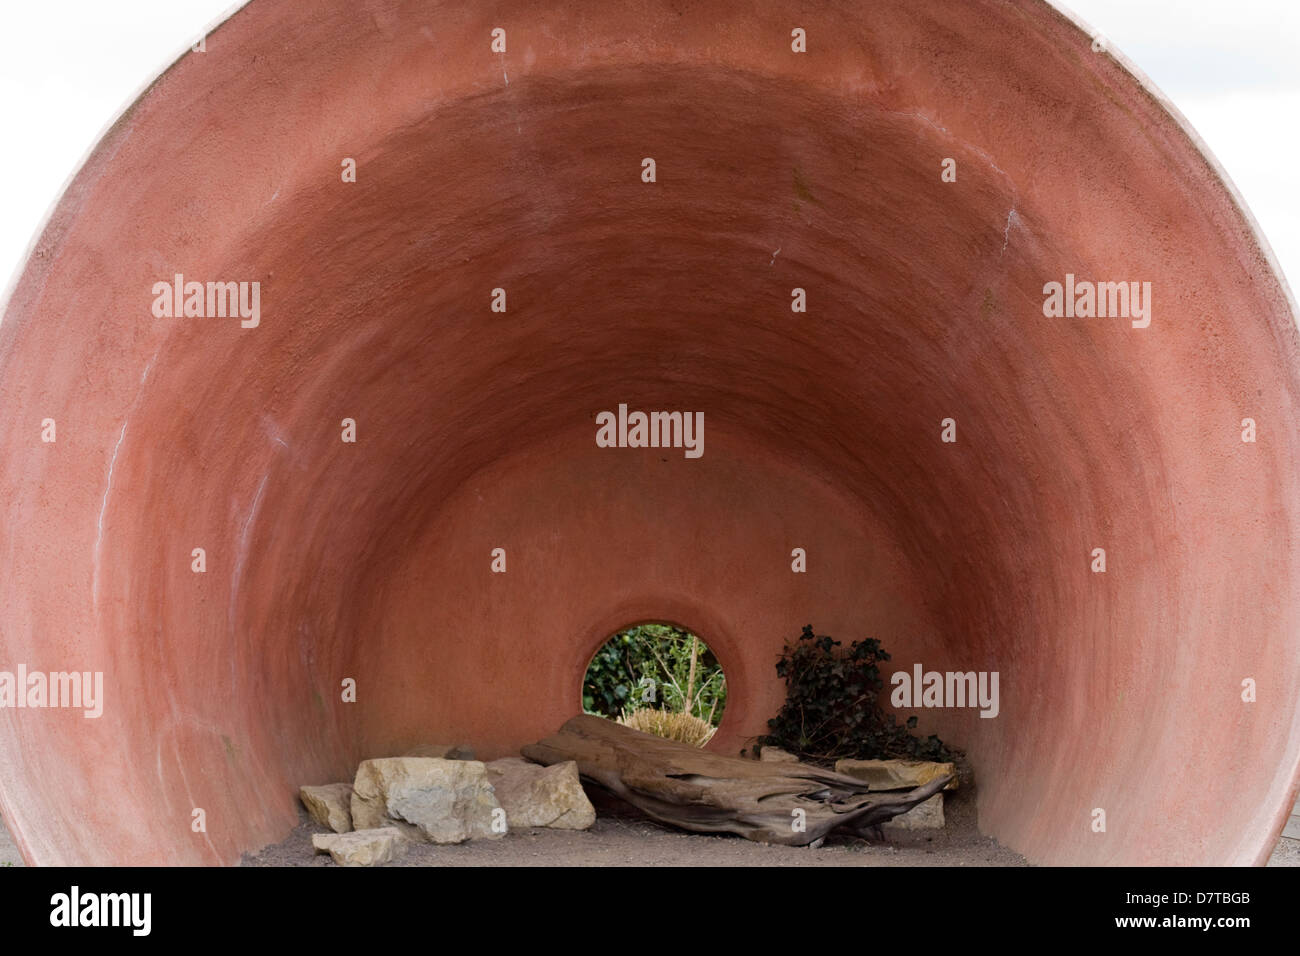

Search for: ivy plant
xmin=759 ymin=624 xmax=952 ymax=763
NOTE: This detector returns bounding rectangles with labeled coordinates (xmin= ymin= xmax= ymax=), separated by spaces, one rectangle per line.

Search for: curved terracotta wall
xmin=1 ymin=0 xmax=1299 ymax=866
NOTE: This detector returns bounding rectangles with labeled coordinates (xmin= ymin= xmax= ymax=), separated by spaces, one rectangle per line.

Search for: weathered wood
xmin=521 ymin=714 xmax=953 ymax=846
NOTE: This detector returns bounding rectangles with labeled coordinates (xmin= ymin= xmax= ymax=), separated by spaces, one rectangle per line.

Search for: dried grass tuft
xmin=617 ymin=708 xmax=717 ymax=747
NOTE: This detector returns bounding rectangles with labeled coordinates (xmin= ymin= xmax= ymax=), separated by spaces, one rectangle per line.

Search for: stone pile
xmin=835 ymin=757 xmax=959 ymax=832
xmin=299 ymin=743 xmax=595 ymax=866
xmin=747 ymin=744 xmax=958 ymax=833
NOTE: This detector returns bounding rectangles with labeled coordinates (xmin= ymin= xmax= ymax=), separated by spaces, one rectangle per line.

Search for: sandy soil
xmin=1 ymin=800 xmax=1294 ymax=867
xmin=238 ymin=770 xmax=1300 ymax=867
xmin=242 ymin=778 xmax=1029 ymax=866
xmin=1267 ymin=837 xmax=1300 ymax=867
xmin=0 ymin=812 xmax=24 ymax=867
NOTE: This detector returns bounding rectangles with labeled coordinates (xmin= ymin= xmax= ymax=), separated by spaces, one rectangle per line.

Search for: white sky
xmin=0 ymin=1 xmax=1297 ymax=301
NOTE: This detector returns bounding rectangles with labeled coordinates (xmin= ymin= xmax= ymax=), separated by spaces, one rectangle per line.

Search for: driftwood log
xmin=521 ymin=714 xmax=953 ymax=846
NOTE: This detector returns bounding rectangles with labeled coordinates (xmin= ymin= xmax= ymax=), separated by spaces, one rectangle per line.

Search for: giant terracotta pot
xmin=0 ymin=0 xmax=1298 ymax=865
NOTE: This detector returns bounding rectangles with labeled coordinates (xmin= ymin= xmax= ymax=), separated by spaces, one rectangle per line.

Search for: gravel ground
xmin=1267 ymin=836 xmax=1300 ymax=866
xmin=2 ymin=796 xmax=1294 ymax=869
xmin=238 ymin=774 xmax=1300 ymax=868
xmin=0 ymin=812 xmax=24 ymax=867
xmin=242 ymin=779 xmax=1028 ymax=867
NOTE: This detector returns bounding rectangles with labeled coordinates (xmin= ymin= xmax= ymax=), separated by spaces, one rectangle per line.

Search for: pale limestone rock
xmin=312 ymin=827 xmax=407 ymax=866
xmin=882 ymin=793 xmax=945 ymax=831
xmin=299 ymin=783 xmax=353 ymax=833
xmin=834 ymin=758 xmax=958 ymax=791
xmin=485 ymin=758 xmax=595 ymax=830
xmin=759 ymin=746 xmax=800 ymax=764
xmin=351 ymin=757 xmax=502 ymax=844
